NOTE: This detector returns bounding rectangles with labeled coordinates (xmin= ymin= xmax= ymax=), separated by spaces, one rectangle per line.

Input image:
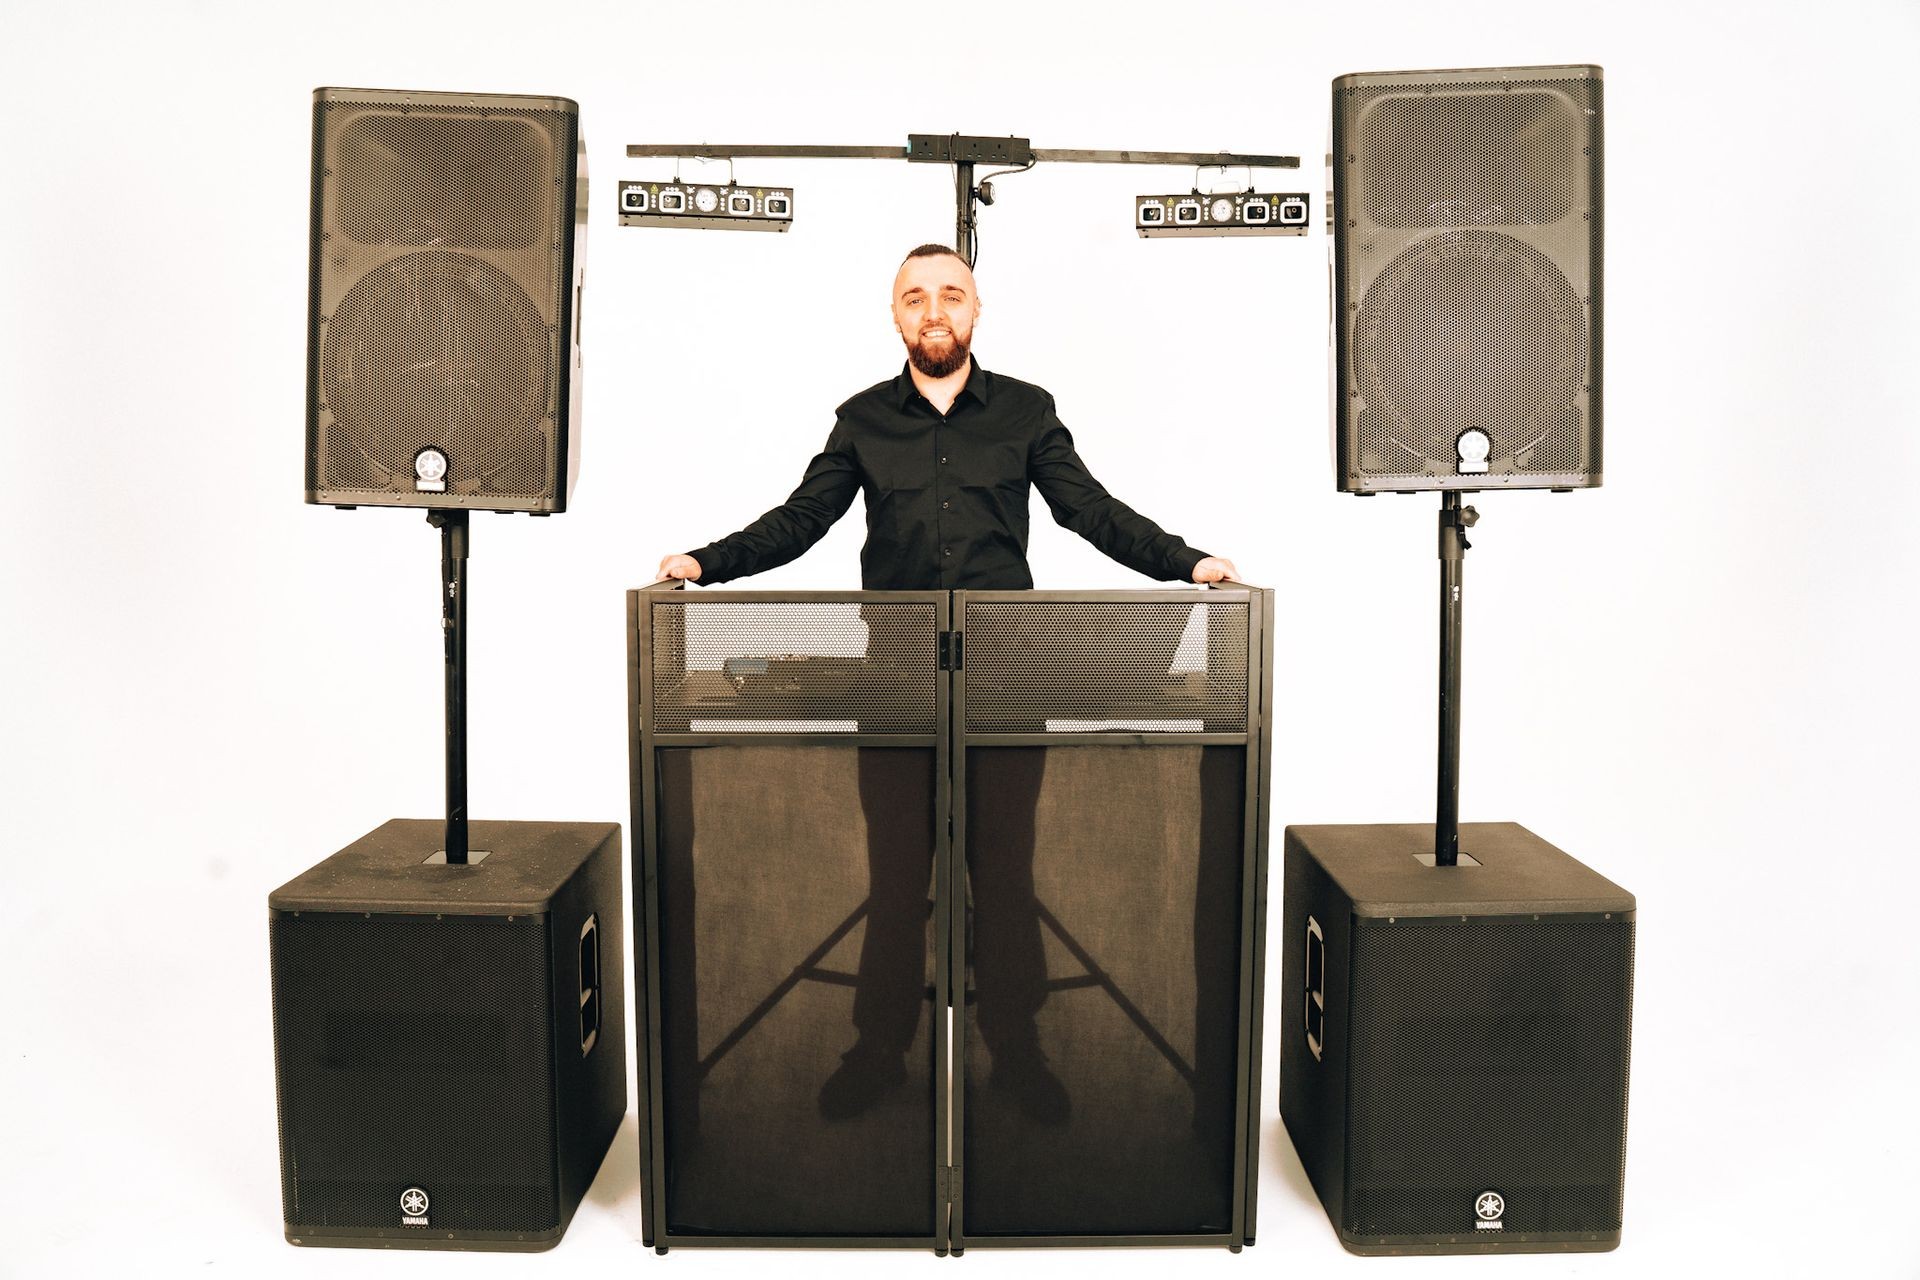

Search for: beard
xmin=905 ymin=327 xmax=971 ymax=378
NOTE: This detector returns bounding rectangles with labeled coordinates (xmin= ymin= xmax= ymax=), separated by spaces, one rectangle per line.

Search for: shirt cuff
xmin=1172 ymin=546 xmax=1210 ymax=583
xmin=683 ymin=544 xmax=727 ymax=584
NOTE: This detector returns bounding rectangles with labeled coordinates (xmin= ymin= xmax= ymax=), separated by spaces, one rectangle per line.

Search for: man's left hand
xmin=1191 ymin=556 xmax=1238 ymax=584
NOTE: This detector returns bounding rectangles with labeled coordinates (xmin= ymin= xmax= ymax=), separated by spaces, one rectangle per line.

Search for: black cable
xmin=965 ymin=157 xmax=1035 ymax=270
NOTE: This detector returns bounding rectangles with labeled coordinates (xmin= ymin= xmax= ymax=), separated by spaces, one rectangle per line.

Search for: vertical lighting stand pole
xmin=1435 ymin=493 xmax=1478 ymax=866
xmin=428 ymin=509 xmax=470 ymax=864
xmin=955 ymin=160 xmax=975 ymax=263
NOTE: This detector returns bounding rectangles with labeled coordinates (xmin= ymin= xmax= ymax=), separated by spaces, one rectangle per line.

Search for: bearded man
xmin=657 ymin=243 xmax=1236 ymax=1123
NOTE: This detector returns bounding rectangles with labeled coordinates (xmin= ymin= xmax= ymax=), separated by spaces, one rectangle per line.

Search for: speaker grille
xmin=1355 ymin=230 xmax=1585 ymax=474
xmin=336 ymin=112 xmax=550 ymax=251
xmin=1332 ymin=68 xmax=1601 ymax=492
xmin=1362 ymin=91 xmax=1579 ymax=228
xmin=308 ymin=92 xmax=577 ymax=508
xmin=320 ymin=251 xmax=550 ymax=495
xmin=1344 ymin=918 xmax=1634 ymax=1238
xmin=648 ymin=600 xmax=939 ymax=734
xmin=270 ymin=912 xmax=561 ymax=1233
xmin=963 ymin=601 xmax=1247 ymax=733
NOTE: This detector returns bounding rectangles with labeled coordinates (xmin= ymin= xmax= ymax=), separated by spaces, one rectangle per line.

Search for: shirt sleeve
xmin=1027 ymin=396 xmax=1210 ymax=583
xmin=684 ymin=420 xmax=861 ymax=584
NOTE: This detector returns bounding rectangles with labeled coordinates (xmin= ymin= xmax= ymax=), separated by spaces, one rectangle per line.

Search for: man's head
xmin=892 ymin=244 xmax=980 ymax=378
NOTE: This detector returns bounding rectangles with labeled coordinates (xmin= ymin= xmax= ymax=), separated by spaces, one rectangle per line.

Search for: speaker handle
xmin=641 ymin=577 xmax=687 ymax=592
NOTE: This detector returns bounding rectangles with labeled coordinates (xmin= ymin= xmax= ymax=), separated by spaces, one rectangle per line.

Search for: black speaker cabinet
xmin=1279 ymin=823 xmax=1633 ymax=1255
xmin=305 ymin=87 xmax=586 ymax=513
xmin=269 ymin=819 xmax=625 ymax=1250
xmin=1331 ymin=65 xmax=1602 ymax=493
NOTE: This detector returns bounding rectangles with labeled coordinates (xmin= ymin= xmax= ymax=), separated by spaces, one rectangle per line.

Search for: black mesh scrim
xmin=1361 ymin=90 xmax=1580 ymax=228
xmin=961 ymin=745 xmax=1244 ymax=1236
xmin=656 ymin=745 xmax=937 ymax=1237
xmin=963 ymin=601 xmax=1248 ymax=733
xmin=269 ymin=914 xmax=559 ymax=1232
xmin=651 ymin=601 xmax=938 ymax=734
xmin=1344 ymin=918 xmax=1635 ymax=1237
xmin=320 ymin=251 xmax=550 ymax=496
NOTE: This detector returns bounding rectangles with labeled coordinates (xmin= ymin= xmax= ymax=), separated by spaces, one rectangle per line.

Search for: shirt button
xmin=941 ymin=501 xmax=950 ymax=509
xmin=940 ymin=456 xmax=948 ymax=464
xmin=943 ymin=547 xmax=952 ymax=556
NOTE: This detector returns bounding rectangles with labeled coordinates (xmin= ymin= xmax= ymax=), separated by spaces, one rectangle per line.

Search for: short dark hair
xmin=902 ymin=243 xmax=964 ymax=266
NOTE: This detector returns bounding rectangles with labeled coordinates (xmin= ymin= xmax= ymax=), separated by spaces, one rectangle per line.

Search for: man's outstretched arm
xmin=1029 ymin=403 xmax=1236 ymax=583
xmin=659 ymin=425 xmax=861 ymax=584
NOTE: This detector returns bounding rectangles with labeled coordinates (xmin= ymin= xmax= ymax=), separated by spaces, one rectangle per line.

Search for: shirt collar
xmin=894 ymin=358 xmax=991 ymax=411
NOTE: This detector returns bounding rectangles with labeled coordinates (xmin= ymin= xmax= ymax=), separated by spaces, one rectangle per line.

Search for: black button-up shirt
xmin=687 ymin=361 xmax=1209 ymax=590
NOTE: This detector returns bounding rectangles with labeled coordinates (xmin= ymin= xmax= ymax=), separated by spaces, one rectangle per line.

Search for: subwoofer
xmin=269 ymin=820 xmax=625 ymax=1250
xmin=1279 ymin=823 xmax=1633 ymax=1255
xmin=1331 ymin=66 xmax=1602 ymax=492
xmin=305 ymin=87 xmax=586 ymax=512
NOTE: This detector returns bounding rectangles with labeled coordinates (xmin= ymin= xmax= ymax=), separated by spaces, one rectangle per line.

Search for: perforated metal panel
xmin=306 ymin=88 xmax=582 ymax=510
xmin=1332 ymin=67 xmax=1602 ymax=492
xmin=962 ymin=600 xmax=1248 ymax=733
xmin=649 ymin=600 xmax=940 ymax=734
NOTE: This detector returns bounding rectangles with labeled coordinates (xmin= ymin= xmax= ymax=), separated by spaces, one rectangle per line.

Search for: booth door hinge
xmin=939 ymin=631 xmax=964 ymax=670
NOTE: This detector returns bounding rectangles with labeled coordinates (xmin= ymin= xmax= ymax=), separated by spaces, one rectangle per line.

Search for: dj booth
xmin=626 ymin=580 xmax=1274 ymax=1252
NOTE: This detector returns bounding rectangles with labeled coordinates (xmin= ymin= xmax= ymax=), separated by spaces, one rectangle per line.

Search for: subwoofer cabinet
xmin=1279 ymin=823 xmax=1634 ymax=1255
xmin=268 ymin=819 xmax=625 ymax=1250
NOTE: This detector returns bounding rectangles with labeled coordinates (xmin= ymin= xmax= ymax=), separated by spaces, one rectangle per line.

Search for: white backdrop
xmin=3 ymin=1 xmax=1916 ymax=1275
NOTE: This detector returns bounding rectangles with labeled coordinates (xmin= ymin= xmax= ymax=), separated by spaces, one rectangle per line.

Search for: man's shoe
xmin=988 ymin=1051 xmax=1072 ymax=1126
xmin=817 ymin=1042 xmax=907 ymax=1121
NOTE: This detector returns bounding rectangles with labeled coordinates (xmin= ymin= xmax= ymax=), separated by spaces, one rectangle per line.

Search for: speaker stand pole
xmin=428 ymin=509 xmax=470 ymax=865
xmin=1435 ymin=493 xmax=1478 ymax=867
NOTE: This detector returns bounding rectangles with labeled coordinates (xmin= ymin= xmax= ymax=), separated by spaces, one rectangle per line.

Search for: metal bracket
xmin=938 ymin=631 xmax=964 ymax=671
xmin=908 ymin=134 xmax=1034 ymax=165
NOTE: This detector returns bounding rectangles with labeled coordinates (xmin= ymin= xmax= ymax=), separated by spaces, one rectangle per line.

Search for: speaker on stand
xmin=271 ymin=88 xmax=621 ymax=1251
xmin=1280 ymin=65 xmax=1634 ymax=1256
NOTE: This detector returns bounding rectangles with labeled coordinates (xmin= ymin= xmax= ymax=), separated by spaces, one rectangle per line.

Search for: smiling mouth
xmin=921 ymin=327 xmax=951 ymax=339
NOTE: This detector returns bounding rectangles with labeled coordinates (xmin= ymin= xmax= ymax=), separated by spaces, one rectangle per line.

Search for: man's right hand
xmin=657 ymin=554 xmax=702 ymax=581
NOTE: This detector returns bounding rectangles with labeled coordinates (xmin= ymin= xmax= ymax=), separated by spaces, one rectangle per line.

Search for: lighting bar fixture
xmin=618 ymin=180 xmax=793 ymax=231
xmin=1136 ymin=191 xmax=1308 ymax=238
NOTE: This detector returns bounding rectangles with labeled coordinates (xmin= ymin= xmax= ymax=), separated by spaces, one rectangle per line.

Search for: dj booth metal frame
xmin=627 ymin=580 xmax=1273 ymax=1253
